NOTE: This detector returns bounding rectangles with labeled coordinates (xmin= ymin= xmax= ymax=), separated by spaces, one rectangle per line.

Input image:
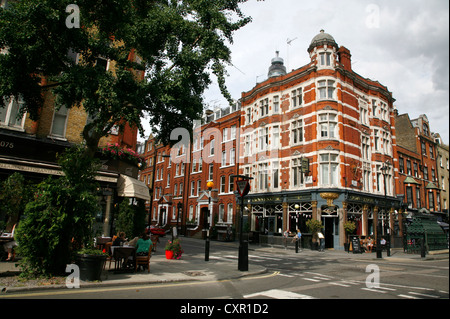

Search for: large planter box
xmin=75 ymin=254 xmax=107 ymax=281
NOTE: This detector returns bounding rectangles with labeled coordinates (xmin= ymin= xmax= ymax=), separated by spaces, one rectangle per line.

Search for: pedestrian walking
xmin=283 ymin=229 xmax=289 ymax=248
xmin=318 ymin=231 xmax=325 ymax=252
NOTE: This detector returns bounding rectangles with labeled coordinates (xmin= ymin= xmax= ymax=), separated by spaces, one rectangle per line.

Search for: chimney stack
xmin=338 ymin=46 xmax=352 ymax=71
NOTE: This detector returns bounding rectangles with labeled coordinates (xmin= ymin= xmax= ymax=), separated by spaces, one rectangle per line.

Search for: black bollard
xmin=420 ymin=236 xmax=426 ymax=258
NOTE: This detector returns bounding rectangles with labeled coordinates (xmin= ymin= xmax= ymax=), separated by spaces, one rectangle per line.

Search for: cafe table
xmin=111 ymin=245 xmax=136 ymax=270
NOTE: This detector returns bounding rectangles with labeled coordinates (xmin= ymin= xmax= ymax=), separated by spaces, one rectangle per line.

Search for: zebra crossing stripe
xmin=245 ymin=289 xmax=315 ymax=299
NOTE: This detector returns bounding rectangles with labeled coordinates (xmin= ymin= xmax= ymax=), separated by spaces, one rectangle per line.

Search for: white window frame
xmin=317 ymin=79 xmax=335 ymax=100
xmin=319 ymin=153 xmax=339 ymax=186
xmin=291 ymin=119 xmax=303 ymax=145
xmin=318 ymin=112 xmax=337 ymax=139
xmin=1 ymin=96 xmax=26 ymax=130
xmin=291 ymin=88 xmax=302 ymax=108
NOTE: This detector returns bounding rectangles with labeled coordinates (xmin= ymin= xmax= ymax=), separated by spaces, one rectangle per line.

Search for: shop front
xmin=243 ymin=189 xmax=403 ymax=250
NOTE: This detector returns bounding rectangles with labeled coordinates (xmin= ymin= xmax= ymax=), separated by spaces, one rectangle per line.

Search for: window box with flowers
xmin=100 ymin=143 xmax=146 ymax=174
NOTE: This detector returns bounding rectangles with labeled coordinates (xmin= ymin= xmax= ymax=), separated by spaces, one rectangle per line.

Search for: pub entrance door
xmin=322 ymin=217 xmax=335 ymax=248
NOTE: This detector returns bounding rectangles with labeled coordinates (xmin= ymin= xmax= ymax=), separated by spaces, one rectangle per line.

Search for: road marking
xmin=0 ymin=271 xmax=281 ymax=299
xmin=303 ymin=278 xmax=321 ymax=282
xmin=329 ymin=282 xmax=351 ymax=287
xmin=304 ymin=272 xmax=334 ymax=279
xmin=408 ymin=291 xmax=440 ymax=299
xmin=245 ymin=289 xmax=315 ymax=299
xmin=361 ymin=288 xmax=387 ymax=294
xmin=277 ymin=273 xmax=295 ymax=278
xmin=377 ymin=286 xmax=396 ymax=292
xmin=313 ymin=276 xmax=331 ymax=281
xmin=399 ymin=294 xmax=419 ymax=299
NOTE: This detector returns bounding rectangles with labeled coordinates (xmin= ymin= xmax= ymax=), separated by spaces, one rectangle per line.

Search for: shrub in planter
xmin=16 ymin=146 xmax=100 ymax=278
xmin=75 ymin=248 xmax=108 ymax=281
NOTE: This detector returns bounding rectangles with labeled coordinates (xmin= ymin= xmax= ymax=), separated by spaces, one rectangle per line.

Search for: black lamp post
xmin=176 ymin=202 xmax=182 ymax=239
xmin=205 ymin=181 xmax=214 ymax=261
xmin=380 ymin=160 xmax=391 ymax=258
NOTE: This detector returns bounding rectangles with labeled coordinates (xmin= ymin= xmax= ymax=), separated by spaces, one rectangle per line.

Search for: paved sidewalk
xmin=0 ymin=237 xmax=447 ymax=293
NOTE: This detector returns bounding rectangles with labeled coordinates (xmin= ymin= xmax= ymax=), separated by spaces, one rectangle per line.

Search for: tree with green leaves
xmin=0 ymin=0 xmax=252 ymax=156
xmin=0 ymin=172 xmax=33 ymax=230
xmin=15 ymin=145 xmax=100 ymax=277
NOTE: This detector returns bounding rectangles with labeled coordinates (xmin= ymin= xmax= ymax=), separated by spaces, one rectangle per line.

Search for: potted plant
xmin=343 ymin=220 xmax=356 ymax=252
xmin=165 ymin=238 xmax=184 ymax=259
xmin=75 ymin=246 xmax=108 ymax=281
xmin=306 ymin=219 xmax=323 ymax=250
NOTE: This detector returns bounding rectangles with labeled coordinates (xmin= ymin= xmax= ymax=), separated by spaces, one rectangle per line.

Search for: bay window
xmin=318 ymin=79 xmax=335 ymax=100
xmin=319 ymin=153 xmax=339 ymax=186
xmin=319 ymin=113 xmax=337 ymax=139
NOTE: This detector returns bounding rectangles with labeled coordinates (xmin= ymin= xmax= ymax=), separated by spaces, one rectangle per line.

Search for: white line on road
xmin=329 ymin=282 xmax=351 ymax=287
xmin=245 ymin=289 xmax=316 ymax=299
xmin=408 ymin=291 xmax=441 ymax=299
xmin=398 ymin=294 xmax=419 ymax=299
xmin=361 ymin=288 xmax=388 ymax=294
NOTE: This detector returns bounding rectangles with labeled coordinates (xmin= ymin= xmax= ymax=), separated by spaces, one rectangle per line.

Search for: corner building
xmin=239 ymin=30 xmax=401 ymax=249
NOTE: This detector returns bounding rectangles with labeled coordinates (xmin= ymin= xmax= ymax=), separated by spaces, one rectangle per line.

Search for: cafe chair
xmin=135 ymin=245 xmax=152 ymax=273
xmin=104 ymin=242 xmax=118 ymax=270
xmin=151 ymin=235 xmax=158 ymax=252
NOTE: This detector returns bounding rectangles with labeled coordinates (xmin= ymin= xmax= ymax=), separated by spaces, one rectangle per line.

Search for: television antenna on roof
xmin=286 ymin=37 xmax=298 ymax=71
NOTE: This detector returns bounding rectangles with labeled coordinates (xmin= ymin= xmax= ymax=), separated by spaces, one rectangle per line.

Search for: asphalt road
xmin=1 ymin=239 xmax=448 ymax=302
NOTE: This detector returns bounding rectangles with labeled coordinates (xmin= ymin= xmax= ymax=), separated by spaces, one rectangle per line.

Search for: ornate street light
xmin=205 ymin=181 xmax=214 ymax=261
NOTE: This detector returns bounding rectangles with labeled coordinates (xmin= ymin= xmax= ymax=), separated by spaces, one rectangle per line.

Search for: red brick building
xmin=1 ymin=50 xmax=144 ymax=237
xmin=238 ymin=30 xmax=401 ymax=249
xmin=394 ymin=113 xmax=442 ymax=217
xmin=141 ymin=103 xmax=241 ymax=238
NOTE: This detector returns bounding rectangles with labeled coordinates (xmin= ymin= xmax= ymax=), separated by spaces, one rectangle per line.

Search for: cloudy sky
xmin=199 ymin=0 xmax=449 ymax=144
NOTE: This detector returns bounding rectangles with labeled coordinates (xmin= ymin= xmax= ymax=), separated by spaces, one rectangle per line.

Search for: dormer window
xmin=319 ymin=52 xmax=332 ymax=67
xmin=423 ymin=123 xmax=429 ymax=136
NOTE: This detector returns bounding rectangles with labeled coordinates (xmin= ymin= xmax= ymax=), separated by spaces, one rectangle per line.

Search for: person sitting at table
xmin=113 ymin=231 xmax=126 ymax=246
xmin=126 ymin=236 xmax=139 ymax=247
xmin=135 ymin=232 xmax=153 ymax=257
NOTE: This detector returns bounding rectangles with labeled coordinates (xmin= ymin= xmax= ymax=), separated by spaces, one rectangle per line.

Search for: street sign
xmin=236 ymin=179 xmax=250 ymax=197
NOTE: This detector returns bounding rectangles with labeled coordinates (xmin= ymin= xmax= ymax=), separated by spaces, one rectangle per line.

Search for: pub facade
xmin=239 ymin=30 xmax=402 ymax=249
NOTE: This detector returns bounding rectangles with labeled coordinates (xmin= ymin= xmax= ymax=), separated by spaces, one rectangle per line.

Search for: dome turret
xmin=308 ymin=29 xmax=338 ymax=53
xmin=268 ymin=51 xmax=287 ymax=78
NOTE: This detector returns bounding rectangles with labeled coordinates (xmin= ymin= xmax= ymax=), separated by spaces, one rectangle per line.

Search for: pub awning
xmin=117 ymin=175 xmax=150 ymax=201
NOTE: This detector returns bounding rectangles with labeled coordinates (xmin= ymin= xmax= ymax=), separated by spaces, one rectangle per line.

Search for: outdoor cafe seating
xmin=98 ymin=236 xmax=155 ymax=272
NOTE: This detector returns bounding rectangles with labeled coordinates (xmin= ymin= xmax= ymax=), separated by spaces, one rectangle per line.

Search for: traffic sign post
xmin=231 ymin=175 xmax=253 ymax=272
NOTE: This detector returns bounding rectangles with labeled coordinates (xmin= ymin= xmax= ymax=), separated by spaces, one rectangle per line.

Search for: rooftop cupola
xmin=268 ymin=51 xmax=287 ymax=78
xmin=308 ymin=29 xmax=338 ymax=53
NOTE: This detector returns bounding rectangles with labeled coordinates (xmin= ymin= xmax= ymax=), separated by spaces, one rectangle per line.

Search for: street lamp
xmin=294 ymin=204 xmax=300 ymax=253
xmin=176 ymin=202 xmax=182 ymax=239
xmin=205 ymin=181 xmax=214 ymax=261
xmin=379 ymin=160 xmax=391 ymax=258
